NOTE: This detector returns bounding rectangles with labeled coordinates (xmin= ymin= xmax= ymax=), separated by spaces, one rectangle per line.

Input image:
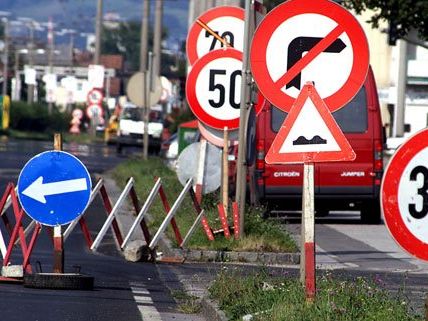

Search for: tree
xmin=101 ymin=21 xmax=148 ymax=71
xmin=262 ymin=0 xmax=428 ymax=41
xmin=101 ymin=21 xmax=168 ymax=71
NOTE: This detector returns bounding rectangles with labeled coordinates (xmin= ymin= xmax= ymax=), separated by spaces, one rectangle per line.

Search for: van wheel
xmin=316 ymin=208 xmax=329 ymax=217
xmin=361 ymin=200 xmax=382 ymax=224
xmin=116 ymin=143 xmax=123 ymax=154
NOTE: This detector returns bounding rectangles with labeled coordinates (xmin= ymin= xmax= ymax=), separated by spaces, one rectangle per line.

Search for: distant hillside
xmin=0 ymin=0 xmax=189 ymax=48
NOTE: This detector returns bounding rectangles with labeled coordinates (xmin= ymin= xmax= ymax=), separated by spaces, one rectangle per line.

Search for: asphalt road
xmin=0 ymin=138 xmax=204 ymax=321
xmin=1 ymin=137 xmax=427 ymax=319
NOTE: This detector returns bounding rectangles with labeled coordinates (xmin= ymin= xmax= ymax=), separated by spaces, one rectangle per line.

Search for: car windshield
xmin=121 ymin=108 xmax=142 ymax=121
xmin=271 ymin=86 xmax=368 ymax=133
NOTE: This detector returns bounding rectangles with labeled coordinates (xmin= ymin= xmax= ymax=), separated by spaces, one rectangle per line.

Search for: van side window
xmin=332 ymin=86 xmax=368 ymax=133
xmin=270 ymin=86 xmax=368 ymax=133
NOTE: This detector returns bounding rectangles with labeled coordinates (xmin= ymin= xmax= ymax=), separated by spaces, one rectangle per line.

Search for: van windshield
xmin=121 ymin=108 xmax=142 ymax=121
xmin=271 ymin=86 xmax=368 ymax=133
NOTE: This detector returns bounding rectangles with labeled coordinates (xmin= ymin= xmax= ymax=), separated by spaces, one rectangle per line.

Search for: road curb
xmin=162 ymin=248 xmax=300 ymax=265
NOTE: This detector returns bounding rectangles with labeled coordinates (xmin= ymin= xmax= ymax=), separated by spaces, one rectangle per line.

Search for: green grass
xmin=170 ymin=289 xmax=202 ymax=314
xmin=209 ymin=270 xmax=423 ymax=321
xmin=4 ymin=129 xmax=105 ymax=144
xmin=110 ymin=157 xmax=297 ymax=252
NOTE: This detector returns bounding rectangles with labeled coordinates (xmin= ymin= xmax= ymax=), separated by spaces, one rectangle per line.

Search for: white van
xmin=116 ymin=104 xmax=164 ymax=153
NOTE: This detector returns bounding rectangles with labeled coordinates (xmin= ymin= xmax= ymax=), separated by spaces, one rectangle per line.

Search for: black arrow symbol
xmin=286 ymin=37 xmax=346 ymax=90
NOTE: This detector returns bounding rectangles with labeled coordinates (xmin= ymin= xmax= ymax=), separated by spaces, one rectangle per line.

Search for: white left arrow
xmin=22 ymin=176 xmax=88 ymax=204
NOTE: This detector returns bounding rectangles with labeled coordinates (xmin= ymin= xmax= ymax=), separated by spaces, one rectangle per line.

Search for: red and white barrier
xmin=89 ymin=177 xmax=151 ymax=251
xmin=147 ymin=178 xmax=215 ymax=250
xmin=0 ymin=183 xmax=41 ymax=277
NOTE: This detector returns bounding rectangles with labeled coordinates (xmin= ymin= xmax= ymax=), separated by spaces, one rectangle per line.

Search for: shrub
xmin=10 ymin=101 xmax=71 ymax=133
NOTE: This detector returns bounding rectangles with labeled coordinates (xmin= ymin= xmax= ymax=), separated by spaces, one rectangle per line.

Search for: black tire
xmin=116 ymin=143 xmax=123 ymax=154
xmin=361 ymin=200 xmax=382 ymax=224
xmin=316 ymin=208 xmax=329 ymax=217
xmin=24 ymin=273 xmax=94 ymax=290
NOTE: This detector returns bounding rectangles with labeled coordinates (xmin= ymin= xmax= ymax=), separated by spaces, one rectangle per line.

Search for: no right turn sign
xmin=250 ymin=0 xmax=369 ymax=112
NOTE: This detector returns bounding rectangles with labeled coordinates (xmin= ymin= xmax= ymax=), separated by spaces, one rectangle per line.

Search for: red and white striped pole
xmin=300 ymin=162 xmax=315 ymax=301
xmin=53 ymin=133 xmax=64 ymax=273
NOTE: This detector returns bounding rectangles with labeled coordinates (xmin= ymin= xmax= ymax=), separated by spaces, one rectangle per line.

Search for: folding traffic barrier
xmin=0 ymin=183 xmax=41 ymax=279
xmin=147 ymin=178 xmax=215 ymax=250
xmin=66 ymin=177 xmax=152 ymax=252
xmin=121 ymin=177 xmax=215 ymax=251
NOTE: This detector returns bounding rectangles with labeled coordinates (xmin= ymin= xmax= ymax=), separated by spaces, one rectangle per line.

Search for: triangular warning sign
xmin=265 ymin=83 xmax=355 ymax=164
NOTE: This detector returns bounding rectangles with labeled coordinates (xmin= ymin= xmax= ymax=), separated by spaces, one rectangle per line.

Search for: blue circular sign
xmin=17 ymin=151 xmax=92 ymax=226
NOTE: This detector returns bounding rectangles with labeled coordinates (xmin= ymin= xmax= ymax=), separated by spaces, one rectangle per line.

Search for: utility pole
xmin=153 ymin=0 xmax=163 ymax=85
xmin=27 ymin=21 xmax=34 ymax=104
xmin=14 ymin=49 xmax=20 ymax=101
xmin=47 ymin=17 xmax=54 ymax=114
xmin=94 ymin=0 xmax=103 ymax=64
xmin=235 ymin=0 xmax=253 ymax=237
xmin=392 ymin=39 xmax=408 ymax=137
xmin=140 ymin=0 xmax=150 ymax=161
xmin=2 ymin=17 xmax=9 ymax=97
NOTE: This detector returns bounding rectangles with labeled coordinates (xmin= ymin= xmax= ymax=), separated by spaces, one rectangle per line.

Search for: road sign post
xmin=300 ymin=163 xmax=315 ymax=301
xmin=17 ymin=141 xmax=92 ymax=285
xmin=250 ymin=0 xmax=368 ymax=300
xmin=53 ymin=133 xmax=64 ymax=273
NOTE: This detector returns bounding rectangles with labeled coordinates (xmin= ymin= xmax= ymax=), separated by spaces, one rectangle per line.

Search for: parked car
xmin=116 ymin=104 xmax=164 ymax=154
xmin=160 ymin=133 xmax=178 ymax=169
xmin=250 ymin=67 xmax=385 ymax=224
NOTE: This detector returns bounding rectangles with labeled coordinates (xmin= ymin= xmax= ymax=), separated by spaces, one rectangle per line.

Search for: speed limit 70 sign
xmin=186 ymin=6 xmax=245 ymax=65
xmin=186 ymin=48 xmax=263 ymax=130
xmin=382 ymin=128 xmax=428 ymax=261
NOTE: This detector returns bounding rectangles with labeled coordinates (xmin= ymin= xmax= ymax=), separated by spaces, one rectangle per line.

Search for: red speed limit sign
xmin=186 ymin=6 xmax=245 ymax=65
xmin=186 ymin=49 xmax=243 ymax=129
xmin=87 ymin=88 xmax=104 ymax=105
xmin=186 ymin=48 xmax=263 ymax=130
xmin=382 ymin=128 xmax=428 ymax=261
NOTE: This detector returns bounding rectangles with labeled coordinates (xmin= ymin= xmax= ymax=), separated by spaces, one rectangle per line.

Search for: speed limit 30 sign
xmin=382 ymin=129 xmax=428 ymax=261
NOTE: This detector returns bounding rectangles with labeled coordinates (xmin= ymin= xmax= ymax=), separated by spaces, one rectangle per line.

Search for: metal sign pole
xmin=53 ymin=133 xmax=64 ymax=273
xmin=300 ymin=162 xmax=315 ymax=301
xmin=195 ymin=139 xmax=207 ymax=203
xmin=222 ymin=127 xmax=229 ymax=214
xmin=235 ymin=0 xmax=253 ymax=237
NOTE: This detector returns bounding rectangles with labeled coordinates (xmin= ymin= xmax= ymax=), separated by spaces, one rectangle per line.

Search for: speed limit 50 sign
xmin=186 ymin=48 xmax=263 ymax=130
xmin=382 ymin=128 xmax=428 ymax=261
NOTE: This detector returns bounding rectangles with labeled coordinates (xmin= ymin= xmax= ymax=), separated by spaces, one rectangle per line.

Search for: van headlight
xmin=149 ymin=123 xmax=163 ymax=138
xmin=120 ymin=130 xmax=130 ymax=136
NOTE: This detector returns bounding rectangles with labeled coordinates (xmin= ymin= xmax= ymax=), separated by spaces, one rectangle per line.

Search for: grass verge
xmin=110 ymin=156 xmax=297 ymax=253
xmin=170 ymin=289 xmax=202 ymax=314
xmin=209 ymin=270 xmax=422 ymax=321
xmin=3 ymin=130 xmax=105 ymax=144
